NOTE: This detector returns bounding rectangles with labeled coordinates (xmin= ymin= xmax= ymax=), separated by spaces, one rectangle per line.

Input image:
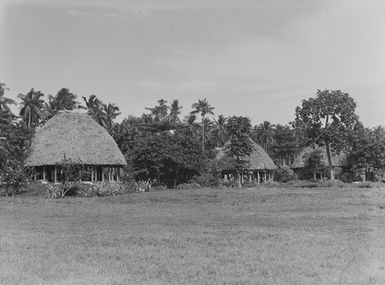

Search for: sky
xmin=0 ymin=0 xmax=384 ymax=127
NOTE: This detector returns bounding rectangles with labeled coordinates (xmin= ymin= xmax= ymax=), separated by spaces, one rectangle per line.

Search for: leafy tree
xmin=225 ymin=116 xmax=252 ymax=187
xmin=111 ymin=116 xmax=144 ymax=155
xmin=18 ymin=88 xmax=45 ymax=128
xmin=145 ymin=99 xmax=169 ymax=123
xmin=295 ymin=89 xmax=359 ymax=180
xmin=191 ymin=98 xmax=215 ymax=152
xmin=304 ymin=149 xmax=325 ymax=180
xmin=0 ymin=122 xmax=33 ymax=195
xmin=347 ymin=124 xmax=385 ymax=181
xmin=129 ymin=131 xmax=204 ymax=188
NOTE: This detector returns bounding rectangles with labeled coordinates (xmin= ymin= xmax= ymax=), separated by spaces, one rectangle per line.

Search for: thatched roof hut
xmin=26 ymin=110 xmax=126 ymax=182
xmin=290 ymin=144 xmax=347 ymax=180
xmin=215 ymin=139 xmax=277 ymax=183
xmin=216 ymin=140 xmax=277 ymax=171
xmin=290 ymin=145 xmax=347 ymax=169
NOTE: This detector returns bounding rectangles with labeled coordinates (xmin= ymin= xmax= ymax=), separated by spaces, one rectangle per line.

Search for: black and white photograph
xmin=0 ymin=0 xmax=385 ymax=284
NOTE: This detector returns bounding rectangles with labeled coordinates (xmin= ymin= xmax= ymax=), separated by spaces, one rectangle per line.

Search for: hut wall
xmin=30 ymin=165 xmax=123 ymax=183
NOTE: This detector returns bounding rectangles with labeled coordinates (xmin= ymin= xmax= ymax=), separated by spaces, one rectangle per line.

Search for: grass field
xmin=1 ymin=186 xmax=385 ymax=284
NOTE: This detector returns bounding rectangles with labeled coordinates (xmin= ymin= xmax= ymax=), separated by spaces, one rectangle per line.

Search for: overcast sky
xmin=1 ymin=0 xmax=384 ymax=126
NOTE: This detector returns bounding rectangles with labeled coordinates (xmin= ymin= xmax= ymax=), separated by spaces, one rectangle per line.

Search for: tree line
xmin=1 ymin=83 xmax=385 ymax=191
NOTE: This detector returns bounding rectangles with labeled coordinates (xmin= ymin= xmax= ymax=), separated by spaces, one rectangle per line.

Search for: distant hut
xmin=290 ymin=144 xmax=347 ymax=180
xmin=25 ymin=110 xmax=127 ymax=182
xmin=215 ymin=140 xmax=277 ymax=183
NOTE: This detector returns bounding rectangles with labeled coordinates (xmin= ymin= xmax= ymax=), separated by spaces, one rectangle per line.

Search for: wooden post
xmin=108 ymin=167 xmax=112 ymax=182
xmin=102 ymin=167 xmax=105 ymax=182
xmin=43 ymin=166 xmax=46 ymax=181
xmin=264 ymin=172 xmax=267 ymax=183
xmin=33 ymin=168 xmax=37 ymax=182
xmin=257 ymin=172 xmax=260 ymax=183
xmin=54 ymin=166 xmax=57 ymax=183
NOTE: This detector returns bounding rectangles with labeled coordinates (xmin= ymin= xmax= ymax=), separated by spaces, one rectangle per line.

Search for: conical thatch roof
xmin=215 ymin=140 xmax=277 ymax=171
xmin=25 ymin=110 xmax=127 ymax=166
xmin=290 ymin=145 xmax=347 ymax=169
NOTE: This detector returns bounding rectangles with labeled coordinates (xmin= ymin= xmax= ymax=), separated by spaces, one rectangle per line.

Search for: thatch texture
xmin=216 ymin=140 xmax=277 ymax=171
xmin=290 ymin=145 xmax=347 ymax=169
xmin=25 ymin=110 xmax=127 ymax=166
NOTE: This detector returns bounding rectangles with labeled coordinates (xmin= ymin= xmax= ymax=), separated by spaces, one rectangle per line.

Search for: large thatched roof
xmin=25 ymin=110 xmax=127 ymax=166
xmin=290 ymin=145 xmax=347 ymax=169
xmin=215 ymin=140 xmax=277 ymax=171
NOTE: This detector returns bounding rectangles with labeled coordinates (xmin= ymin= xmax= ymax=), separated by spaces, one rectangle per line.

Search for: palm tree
xmin=82 ymin=95 xmax=108 ymax=128
xmin=0 ymin=84 xmax=15 ymax=124
xmin=190 ymin=98 xmax=215 ymax=152
xmin=103 ymin=103 xmax=121 ymax=129
xmin=18 ymin=88 xmax=45 ymax=128
xmin=44 ymin=88 xmax=79 ymax=121
xmin=183 ymin=114 xmax=200 ymax=137
xmin=165 ymin=99 xmax=182 ymax=125
xmin=211 ymin=115 xmax=227 ymax=147
xmin=52 ymin=88 xmax=78 ymax=111
xmin=253 ymin=121 xmax=276 ymax=154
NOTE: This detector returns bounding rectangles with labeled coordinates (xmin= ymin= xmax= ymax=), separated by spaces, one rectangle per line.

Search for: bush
xmin=190 ymin=173 xmax=219 ymax=187
xmin=357 ymin=182 xmax=373 ymax=188
xmin=340 ymin=172 xmax=354 ymax=183
xmin=0 ymin=162 xmax=29 ymax=196
xmin=93 ymin=181 xmax=134 ymax=196
xmin=274 ymin=166 xmax=295 ymax=183
xmin=45 ymin=181 xmax=136 ymax=198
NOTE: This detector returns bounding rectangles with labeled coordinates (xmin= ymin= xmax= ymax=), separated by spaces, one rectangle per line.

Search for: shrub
xmin=357 ymin=182 xmax=372 ymax=188
xmin=93 ymin=181 xmax=133 ymax=196
xmin=274 ymin=166 xmax=295 ymax=183
xmin=0 ymin=162 xmax=29 ymax=196
xmin=46 ymin=183 xmax=67 ymax=198
xmin=340 ymin=172 xmax=354 ymax=183
xmin=190 ymin=173 xmax=219 ymax=187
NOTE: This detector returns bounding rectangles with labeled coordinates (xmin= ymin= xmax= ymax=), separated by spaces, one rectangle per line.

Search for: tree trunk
xmin=325 ymin=142 xmax=334 ymax=180
xmin=202 ymin=115 xmax=205 ymax=152
xmin=237 ymin=172 xmax=242 ymax=187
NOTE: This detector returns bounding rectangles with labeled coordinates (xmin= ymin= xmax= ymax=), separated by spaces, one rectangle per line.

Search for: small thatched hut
xmin=215 ymin=140 xmax=277 ymax=183
xmin=290 ymin=144 xmax=347 ymax=179
xmin=25 ymin=110 xmax=127 ymax=182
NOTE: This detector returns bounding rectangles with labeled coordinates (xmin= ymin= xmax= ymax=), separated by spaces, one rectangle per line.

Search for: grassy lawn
xmin=1 ymin=186 xmax=385 ymax=284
